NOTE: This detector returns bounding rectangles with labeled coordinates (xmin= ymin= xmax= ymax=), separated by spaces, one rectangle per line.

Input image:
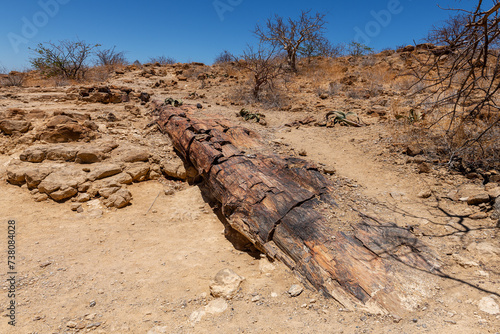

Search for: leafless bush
xmin=30 ymin=39 xmax=99 ymax=79
xmin=214 ymin=50 xmax=235 ymax=64
xmin=95 ymin=46 xmax=128 ymax=67
xmin=237 ymin=44 xmax=285 ymax=100
xmin=148 ymin=56 xmax=176 ymax=65
xmin=52 ymin=75 xmax=70 ymax=87
xmin=1 ymin=72 xmax=25 ymax=87
xmin=409 ymin=1 xmax=500 ymax=170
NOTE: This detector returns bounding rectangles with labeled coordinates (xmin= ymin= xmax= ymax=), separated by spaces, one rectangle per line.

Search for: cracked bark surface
xmin=154 ymin=102 xmax=439 ymax=316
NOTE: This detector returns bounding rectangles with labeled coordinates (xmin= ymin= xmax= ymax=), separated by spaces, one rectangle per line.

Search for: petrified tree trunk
xmin=154 ymin=102 xmax=439 ymax=316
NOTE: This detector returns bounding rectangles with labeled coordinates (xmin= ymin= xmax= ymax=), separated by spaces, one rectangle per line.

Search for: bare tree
xmin=254 ymin=10 xmax=328 ymax=72
xmin=30 ymin=39 xmax=99 ymax=79
xmin=214 ymin=50 xmax=235 ymax=64
xmin=410 ymin=1 xmax=500 ymax=169
xmin=96 ymin=46 xmax=128 ymax=67
xmin=238 ymin=44 xmax=284 ymax=99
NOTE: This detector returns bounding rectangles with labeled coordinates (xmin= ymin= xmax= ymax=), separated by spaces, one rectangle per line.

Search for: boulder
xmin=45 ymin=145 xmax=79 ymax=161
xmin=49 ymin=187 xmax=78 ymax=202
xmin=88 ymin=164 xmax=122 ymax=181
xmin=75 ymin=193 xmax=91 ymax=202
xmin=126 ymin=163 xmax=150 ymax=182
xmin=0 ymin=119 xmax=31 ymax=134
xmin=103 ymin=188 xmax=132 ymax=208
xmin=161 ymin=158 xmax=197 ymax=180
xmin=38 ymin=167 xmax=88 ymax=195
xmin=45 ymin=115 xmax=76 ymax=128
xmin=25 ymin=168 xmax=52 ymax=189
xmin=20 ymin=146 xmax=47 ymax=163
xmin=113 ymin=146 xmax=150 ymax=163
xmin=98 ymin=186 xmax=121 ymax=199
xmin=6 ymin=163 xmax=30 ymax=185
xmin=39 ymin=123 xmax=88 ymax=143
xmin=75 ymin=149 xmax=103 ymax=164
xmin=106 ymin=172 xmax=133 ymax=185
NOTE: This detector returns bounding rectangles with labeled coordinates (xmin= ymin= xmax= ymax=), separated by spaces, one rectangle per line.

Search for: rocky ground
xmin=0 ymin=52 xmax=499 ymax=333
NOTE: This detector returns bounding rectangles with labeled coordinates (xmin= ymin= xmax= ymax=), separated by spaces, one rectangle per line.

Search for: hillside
xmin=0 ymin=49 xmax=499 ymax=333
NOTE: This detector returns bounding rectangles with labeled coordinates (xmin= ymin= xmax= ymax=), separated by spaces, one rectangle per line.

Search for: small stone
xmin=78 ymin=181 xmax=92 ymax=192
xmin=405 ymin=145 xmax=423 ymax=157
xmin=323 ymin=166 xmax=336 ymax=175
xmin=259 ymin=258 xmax=276 ymax=273
xmin=34 ymin=193 xmax=49 ymax=202
xmin=197 ymin=103 xmax=203 ymax=109
xmin=164 ymin=188 xmax=175 ymax=196
xmin=76 ymin=193 xmax=91 ymax=202
xmin=467 ymin=192 xmax=490 ymax=205
xmin=470 ymin=212 xmax=488 ymax=220
xmin=319 ymin=93 xmax=329 ymax=100
xmin=453 ymin=254 xmax=479 ymax=268
xmin=147 ymin=326 xmax=169 ymax=334
xmin=209 ymin=268 xmax=244 ymax=299
xmin=71 ymin=203 xmax=82 ymax=212
xmin=89 ymin=300 xmax=96 ymax=307
xmin=417 ymin=162 xmax=431 ymax=173
xmin=77 ymin=206 xmax=84 ymax=213
xmin=39 ymin=261 xmax=52 ymax=268
xmin=288 ymin=284 xmax=303 ymax=297
xmin=251 ymin=295 xmax=261 ymax=302
xmin=417 ymin=189 xmax=432 ymax=199
xmin=66 ymin=321 xmax=77 ymax=328
xmin=205 ymin=298 xmax=228 ymax=314
xmin=390 ymin=191 xmax=405 ymax=200
xmin=478 ymin=296 xmax=499 ymax=315
xmin=487 ymin=186 xmax=500 ymax=199
xmin=86 ymin=322 xmax=101 ymax=329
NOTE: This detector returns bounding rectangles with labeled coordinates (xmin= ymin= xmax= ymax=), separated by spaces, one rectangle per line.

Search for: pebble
xmin=417 ymin=189 xmax=432 ymax=198
xmin=288 ymin=284 xmax=304 ymax=297
xmin=66 ymin=320 xmax=77 ymax=328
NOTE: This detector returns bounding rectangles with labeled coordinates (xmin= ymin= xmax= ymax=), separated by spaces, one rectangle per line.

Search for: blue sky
xmin=0 ymin=0 xmax=468 ymax=71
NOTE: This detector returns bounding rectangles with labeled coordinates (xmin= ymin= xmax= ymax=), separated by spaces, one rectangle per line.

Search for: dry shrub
xmin=1 ymin=72 xmax=25 ymax=87
xmin=86 ymin=66 xmax=112 ymax=83
xmin=394 ymin=105 xmax=500 ymax=171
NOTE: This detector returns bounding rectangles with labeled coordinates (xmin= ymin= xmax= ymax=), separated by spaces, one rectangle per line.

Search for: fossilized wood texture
xmin=154 ymin=101 xmax=439 ymax=316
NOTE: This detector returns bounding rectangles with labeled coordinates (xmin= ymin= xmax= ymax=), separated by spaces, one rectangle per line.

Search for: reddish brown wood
xmin=154 ymin=101 xmax=439 ymax=315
